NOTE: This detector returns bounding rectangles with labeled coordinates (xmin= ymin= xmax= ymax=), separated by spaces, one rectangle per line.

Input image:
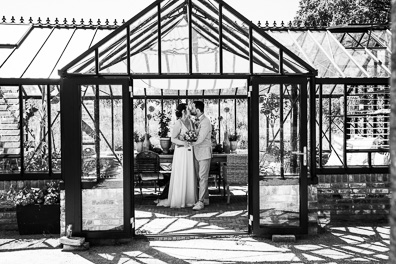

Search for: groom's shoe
xmin=192 ymin=201 xmax=204 ymax=211
xmin=204 ymin=199 xmax=209 ymax=206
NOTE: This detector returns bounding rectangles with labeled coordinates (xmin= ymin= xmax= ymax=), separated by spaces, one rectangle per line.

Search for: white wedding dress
xmin=157 ymin=119 xmax=197 ymax=208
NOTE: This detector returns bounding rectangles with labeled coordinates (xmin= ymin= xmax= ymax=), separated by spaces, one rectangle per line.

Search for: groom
xmin=189 ymin=101 xmax=212 ymax=211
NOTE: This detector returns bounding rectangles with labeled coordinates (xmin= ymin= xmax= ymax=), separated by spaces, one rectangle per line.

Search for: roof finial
xmin=89 ymin=18 xmax=93 ymax=25
xmin=2 ymin=16 xmax=6 ymax=23
xmin=80 ymin=18 xmax=84 ymax=25
xmin=46 ymin=17 xmax=50 ymax=25
xmin=37 ymin=17 xmax=42 ymax=24
xmin=63 ymin=18 xmax=67 ymax=24
xmin=20 ymin=16 xmax=24 ymax=23
xmin=281 ymin=21 xmax=284 ymax=27
xmin=97 ymin=18 xmax=101 ymax=25
xmin=113 ymin=19 xmax=117 ymax=25
xmin=72 ymin=18 xmax=76 ymax=25
xmin=55 ymin=18 xmax=59 ymax=24
xmin=265 ymin=21 xmax=269 ymax=27
xmin=11 ymin=16 xmax=15 ymax=23
xmin=29 ymin=17 xmax=33 ymax=23
xmin=257 ymin=21 xmax=261 ymax=27
xmin=273 ymin=21 xmax=276 ymax=27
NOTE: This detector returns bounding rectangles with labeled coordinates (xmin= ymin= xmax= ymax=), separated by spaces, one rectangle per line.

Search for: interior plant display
xmin=228 ymin=132 xmax=240 ymax=153
xmin=223 ymin=107 xmax=231 ymax=154
xmin=155 ymin=110 xmax=172 ymax=154
xmin=3 ymin=182 xmax=60 ymax=235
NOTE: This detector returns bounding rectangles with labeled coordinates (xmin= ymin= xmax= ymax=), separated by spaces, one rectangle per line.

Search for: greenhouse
xmin=0 ymin=0 xmax=390 ymax=239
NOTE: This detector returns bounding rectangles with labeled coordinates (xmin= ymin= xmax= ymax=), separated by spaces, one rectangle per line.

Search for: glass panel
xmin=81 ymin=84 xmax=124 ymax=231
xmin=98 ymin=29 xmax=128 ymax=74
xmin=23 ymin=28 xmax=75 ymax=78
xmin=259 ymin=83 xmax=301 ymax=227
xmin=50 ymin=85 xmax=61 ymax=173
xmin=0 ymin=24 xmax=31 ymax=46
xmin=0 ymin=86 xmax=21 ymax=173
xmin=23 ymin=85 xmax=49 ymax=173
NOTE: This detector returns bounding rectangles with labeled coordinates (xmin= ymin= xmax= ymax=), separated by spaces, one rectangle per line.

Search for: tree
xmin=294 ymin=0 xmax=391 ymax=26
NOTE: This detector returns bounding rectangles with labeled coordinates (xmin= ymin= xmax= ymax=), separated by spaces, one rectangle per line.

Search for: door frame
xmin=61 ymin=76 xmax=132 ymax=239
xmin=249 ymin=76 xmax=309 ymax=237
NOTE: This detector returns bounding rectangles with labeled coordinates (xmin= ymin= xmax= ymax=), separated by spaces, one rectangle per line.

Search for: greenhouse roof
xmin=0 ymin=0 xmax=390 ymax=85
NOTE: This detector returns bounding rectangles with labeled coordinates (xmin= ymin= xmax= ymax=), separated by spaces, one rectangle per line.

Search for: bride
xmin=156 ymin=103 xmax=197 ymax=208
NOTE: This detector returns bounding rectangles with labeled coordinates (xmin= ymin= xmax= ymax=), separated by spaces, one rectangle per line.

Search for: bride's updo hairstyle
xmin=175 ymin=103 xmax=187 ymax=119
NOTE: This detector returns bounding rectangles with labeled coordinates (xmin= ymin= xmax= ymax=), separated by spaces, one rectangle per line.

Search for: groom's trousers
xmin=194 ymin=158 xmax=211 ymax=203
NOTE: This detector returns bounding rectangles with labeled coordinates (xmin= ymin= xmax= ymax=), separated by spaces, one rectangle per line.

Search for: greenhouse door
xmin=62 ymin=77 xmax=133 ymax=239
xmin=249 ymin=76 xmax=308 ymax=237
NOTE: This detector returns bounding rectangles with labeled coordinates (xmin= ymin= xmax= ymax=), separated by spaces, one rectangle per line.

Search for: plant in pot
xmin=155 ymin=110 xmax=172 ymax=154
xmin=3 ymin=181 xmax=60 ymax=235
xmin=228 ymin=132 xmax=240 ymax=153
xmin=134 ymin=131 xmax=144 ymax=153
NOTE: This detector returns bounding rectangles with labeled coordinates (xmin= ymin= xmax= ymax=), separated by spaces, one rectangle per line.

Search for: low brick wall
xmin=316 ymin=174 xmax=390 ymax=223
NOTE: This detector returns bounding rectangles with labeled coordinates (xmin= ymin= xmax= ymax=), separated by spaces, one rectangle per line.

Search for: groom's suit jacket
xmin=193 ymin=114 xmax=212 ymax=161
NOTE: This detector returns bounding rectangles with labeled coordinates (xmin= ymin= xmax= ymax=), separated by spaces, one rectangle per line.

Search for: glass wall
xmin=0 ymin=84 xmax=61 ymax=177
xmin=317 ymin=84 xmax=390 ymax=168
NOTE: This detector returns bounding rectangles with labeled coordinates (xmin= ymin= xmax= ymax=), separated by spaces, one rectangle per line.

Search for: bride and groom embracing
xmin=156 ymin=101 xmax=212 ymax=210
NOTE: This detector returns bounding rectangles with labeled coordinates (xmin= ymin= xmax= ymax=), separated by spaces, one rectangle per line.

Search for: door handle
xmin=291 ymin=146 xmax=307 ymax=166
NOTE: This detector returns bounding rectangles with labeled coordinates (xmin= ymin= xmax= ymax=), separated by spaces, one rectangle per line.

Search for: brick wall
xmin=316 ymin=174 xmax=390 ymax=223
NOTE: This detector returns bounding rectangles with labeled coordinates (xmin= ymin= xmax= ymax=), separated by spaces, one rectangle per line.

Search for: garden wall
xmin=316 ymin=173 xmax=390 ymax=223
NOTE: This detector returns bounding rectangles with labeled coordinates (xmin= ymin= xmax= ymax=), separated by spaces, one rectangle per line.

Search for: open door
xmin=249 ymin=76 xmax=308 ymax=237
xmin=62 ymin=77 xmax=133 ymax=239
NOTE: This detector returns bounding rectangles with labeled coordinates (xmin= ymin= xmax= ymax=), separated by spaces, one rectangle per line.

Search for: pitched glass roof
xmin=0 ymin=0 xmax=390 ymax=84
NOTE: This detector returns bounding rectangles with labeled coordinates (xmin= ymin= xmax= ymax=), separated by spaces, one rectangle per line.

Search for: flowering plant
xmin=228 ymin=132 xmax=240 ymax=141
xmin=2 ymin=182 xmax=60 ymax=207
xmin=184 ymin=130 xmax=198 ymax=142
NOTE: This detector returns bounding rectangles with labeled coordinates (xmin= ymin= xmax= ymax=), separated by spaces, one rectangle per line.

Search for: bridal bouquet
xmin=184 ymin=130 xmax=198 ymax=142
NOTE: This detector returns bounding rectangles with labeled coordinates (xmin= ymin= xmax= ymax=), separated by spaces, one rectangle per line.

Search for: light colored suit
xmin=192 ymin=114 xmax=212 ymax=203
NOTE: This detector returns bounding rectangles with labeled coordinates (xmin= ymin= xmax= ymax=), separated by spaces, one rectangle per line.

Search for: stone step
xmin=1 ymin=135 xmax=20 ymax=141
xmin=3 ymin=93 xmax=19 ymax=99
xmin=0 ymin=124 xmax=18 ymax=130
xmin=2 ymin=142 xmax=19 ymax=148
xmin=2 ymin=148 xmax=20 ymax=155
xmin=0 ymin=117 xmax=17 ymax=124
xmin=0 ymin=130 xmax=20 ymax=136
xmin=59 ymin=236 xmax=85 ymax=246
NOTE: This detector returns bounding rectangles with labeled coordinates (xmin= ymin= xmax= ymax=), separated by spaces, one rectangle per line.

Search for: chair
xmin=135 ymin=151 xmax=164 ymax=198
xmin=208 ymin=161 xmax=226 ymax=196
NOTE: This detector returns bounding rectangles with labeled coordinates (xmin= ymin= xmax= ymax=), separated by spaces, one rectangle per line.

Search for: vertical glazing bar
xmin=47 ymin=85 xmax=52 ymax=175
xmin=249 ymin=26 xmax=253 ymax=74
xmin=188 ymin=0 xmax=193 ymax=74
xmin=280 ymin=84 xmax=284 ymax=179
xmin=19 ymin=85 xmax=24 ymax=177
xmin=95 ymin=49 xmax=99 ymax=75
xmin=219 ymin=3 xmax=223 ymax=74
xmin=218 ymin=98 xmax=221 ymax=143
xmin=95 ymin=85 xmax=100 ymax=176
xmin=310 ymin=77 xmax=317 ymax=182
xmin=234 ymin=97 xmax=237 ymax=131
xmin=110 ymin=87 xmax=114 ymax=149
xmin=279 ymin=49 xmax=283 ymax=74
xmin=158 ymin=3 xmax=162 ymax=75
xmin=343 ymin=84 xmax=347 ymax=168
xmin=318 ymin=84 xmax=323 ymax=168
xmin=127 ymin=26 xmax=131 ymax=75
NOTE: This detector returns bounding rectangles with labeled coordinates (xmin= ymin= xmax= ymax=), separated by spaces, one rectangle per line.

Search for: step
xmin=3 ymin=148 xmax=20 ymax=155
xmin=0 ymin=130 xmax=20 ymax=136
xmin=0 ymin=117 xmax=17 ymax=124
xmin=2 ymin=142 xmax=20 ymax=148
xmin=0 ymin=124 xmax=18 ymax=130
xmin=3 ymin=93 xmax=19 ymax=99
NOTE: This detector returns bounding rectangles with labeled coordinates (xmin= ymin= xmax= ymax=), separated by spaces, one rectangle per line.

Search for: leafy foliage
xmin=228 ymin=132 xmax=240 ymax=141
xmin=294 ymin=0 xmax=391 ymax=26
xmin=155 ymin=110 xmax=171 ymax=138
xmin=3 ymin=182 xmax=60 ymax=206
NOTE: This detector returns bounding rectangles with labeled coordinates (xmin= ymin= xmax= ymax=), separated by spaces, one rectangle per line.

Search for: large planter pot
xmin=135 ymin=142 xmax=143 ymax=153
xmin=160 ymin=137 xmax=171 ymax=154
xmin=230 ymin=140 xmax=238 ymax=153
xmin=16 ymin=204 xmax=60 ymax=235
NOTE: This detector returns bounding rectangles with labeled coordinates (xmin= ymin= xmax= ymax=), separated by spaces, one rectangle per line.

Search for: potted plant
xmin=155 ymin=110 xmax=171 ymax=154
xmin=134 ymin=131 xmax=144 ymax=153
xmin=228 ymin=132 xmax=240 ymax=153
xmin=3 ymin=182 xmax=60 ymax=235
